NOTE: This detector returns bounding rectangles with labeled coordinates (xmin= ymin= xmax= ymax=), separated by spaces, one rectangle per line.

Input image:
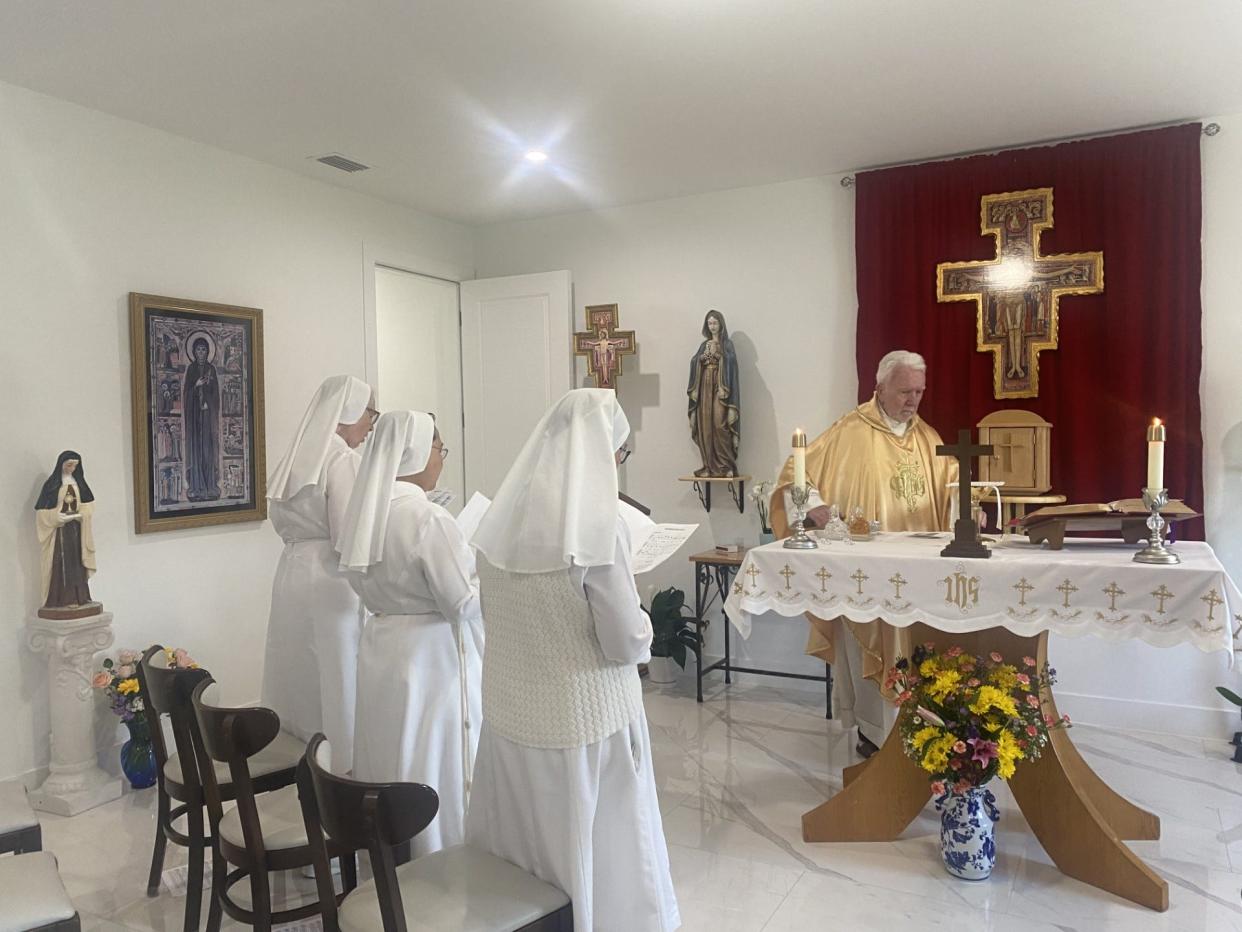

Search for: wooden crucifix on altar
xmin=938 ymin=429 xmax=995 ymax=559
xmin=936 ymin=187 xmax=1103 ymax=399
xmin=573 ymin=303 xmax=636 ymax=389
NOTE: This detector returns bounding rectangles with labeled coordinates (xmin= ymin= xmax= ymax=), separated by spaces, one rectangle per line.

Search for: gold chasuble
xmin=771 ymin=396 xmax=956 ymax=691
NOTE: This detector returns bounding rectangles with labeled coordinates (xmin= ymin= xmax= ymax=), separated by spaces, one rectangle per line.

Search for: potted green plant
xmin=647 ymin=587 xmax=700 ymax=684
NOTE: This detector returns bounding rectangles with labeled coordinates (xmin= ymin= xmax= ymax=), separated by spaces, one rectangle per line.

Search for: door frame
xmin=361 ymin=241 xmax=475 ymax=387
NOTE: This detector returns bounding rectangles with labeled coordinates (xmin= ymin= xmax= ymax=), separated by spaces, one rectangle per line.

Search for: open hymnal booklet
xmin=454 ymin=492 xmax=492 ymax=543
xmin=619 ymin=501 xmax=698 ymax=575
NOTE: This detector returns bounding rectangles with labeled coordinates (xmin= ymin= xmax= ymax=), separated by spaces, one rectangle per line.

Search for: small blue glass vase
xmin=937 ymin=786 xmax=1000 ymax=880
xmin=121 ymin=718 xmax=157 ymax=789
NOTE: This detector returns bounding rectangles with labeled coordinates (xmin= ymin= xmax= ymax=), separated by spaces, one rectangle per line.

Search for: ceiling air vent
xmin=314 ymin=153 xmax=370 ymax=173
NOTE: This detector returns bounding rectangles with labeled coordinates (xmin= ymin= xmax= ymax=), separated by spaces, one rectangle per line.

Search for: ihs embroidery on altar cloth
xmin=891 ymin=455 xmax=927 ymax=512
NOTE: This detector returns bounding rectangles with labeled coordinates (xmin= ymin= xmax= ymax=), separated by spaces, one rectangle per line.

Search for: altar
xmin=725 ymin=533 xmax=1242 ymax=912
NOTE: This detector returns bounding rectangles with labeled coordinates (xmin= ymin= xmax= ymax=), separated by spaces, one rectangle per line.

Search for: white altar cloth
xmin=724 ymin=534 xmax=1242 ymax=659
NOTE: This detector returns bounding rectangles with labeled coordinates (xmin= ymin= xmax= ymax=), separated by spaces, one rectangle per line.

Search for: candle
xmin=792 ymin=428 xmax=807 ymax=492
xmin=1146 ymin=418 xmax=1165 ymax=490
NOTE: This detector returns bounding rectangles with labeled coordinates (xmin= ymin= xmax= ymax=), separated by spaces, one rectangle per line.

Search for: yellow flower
xmin=921 ymin=735 xmax=956 ymax=773
xmin=996 ymin=730 xmax=1025 ymax=780
xmin=926 ymin=669 xmax=963 ymax=703
xmin=919 ymin=657 xmax=939 ymax=678
xmin=910 ymin=725 xmax=940 ymax=750
xmin=969 ymin=685 xmax=1018 ymax=719
xmin=990 ymin=665 xmax=1020 ymax=691
xmin=117 ymin=678 xmax=141 ymax=696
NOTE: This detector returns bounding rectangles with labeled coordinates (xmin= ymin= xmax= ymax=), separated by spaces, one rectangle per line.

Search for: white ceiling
xmin=2 ymin=1 xmax=1240 ymax=225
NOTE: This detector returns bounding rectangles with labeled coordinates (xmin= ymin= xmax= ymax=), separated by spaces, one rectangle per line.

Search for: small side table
xmin=689 ymin=549 xmax=832 ymax=717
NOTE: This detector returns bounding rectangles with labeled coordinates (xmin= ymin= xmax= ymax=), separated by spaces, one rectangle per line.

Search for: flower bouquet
xmin=93 ymin=647 xmax=198 ymax=788
xmin=886 ymin=642 xmax=1068 ymax=880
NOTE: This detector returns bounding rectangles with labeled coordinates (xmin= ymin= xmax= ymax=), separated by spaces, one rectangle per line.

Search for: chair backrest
xmin=138 ymin=644 xmax=211 ymax=794
xmin=190 ymin=677 xmax=282 ymax=866
xmin=297 ymin=733 xmax=439 ymax=932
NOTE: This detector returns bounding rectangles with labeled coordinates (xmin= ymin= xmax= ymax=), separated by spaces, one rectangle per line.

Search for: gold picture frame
xmin=128 ymin=293 xmax=267 ymax=533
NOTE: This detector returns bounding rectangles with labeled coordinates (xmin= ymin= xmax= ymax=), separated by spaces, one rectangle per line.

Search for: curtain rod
xmin=838 ymin=121 xmax=1220 ymax=188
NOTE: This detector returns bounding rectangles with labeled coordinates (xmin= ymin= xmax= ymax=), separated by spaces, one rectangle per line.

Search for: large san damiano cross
xmin=572 ymin=304 xmax=636 ymax=389
xmin=936 ymin=187 xmax=1103 ymax=399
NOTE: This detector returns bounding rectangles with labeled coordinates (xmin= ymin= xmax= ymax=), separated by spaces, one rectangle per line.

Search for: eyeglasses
xmin=618 ymin=446 xmax=632 ymax=464
xmin=435 ymin=444 xmax=449 ymax=461
xmin=366 ymin=407 xmax=380 ymax=424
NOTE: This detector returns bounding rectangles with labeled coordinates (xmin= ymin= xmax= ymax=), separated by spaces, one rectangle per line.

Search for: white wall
xmin=0 ymin=79 xmax=474 ymax=783
xmin=475 ymin=120 xmax=1242 ymax=738
xmin=475 ymin=176 xmax=859 ymax=687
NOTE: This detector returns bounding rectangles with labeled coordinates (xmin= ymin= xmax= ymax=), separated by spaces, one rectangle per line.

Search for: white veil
xmin=267 ymin=375 xmax=372 ymax=502
xmin=337 ymin=409 xmax=435 ymax=572
xmin=472 ymin=388 xmax=629 ymax=573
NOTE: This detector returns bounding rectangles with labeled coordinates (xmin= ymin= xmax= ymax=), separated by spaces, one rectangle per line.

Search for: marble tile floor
xmin=20 ymin=678 xmax=1242 ymax=931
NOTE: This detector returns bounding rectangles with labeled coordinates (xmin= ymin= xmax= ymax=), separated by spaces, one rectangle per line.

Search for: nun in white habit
xmin=338 ymin=410 xmax=483 ymax=858
xmin=467 ymin=388 xmax=680 ymax=932
xmin=262 ymin=374 xmax=374 ymax=772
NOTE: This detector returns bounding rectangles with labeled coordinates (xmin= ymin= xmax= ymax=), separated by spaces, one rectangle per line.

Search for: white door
xmin=460 ymin=270 xmax=573 ymax=497
xmin=373 ymin=267 xmax=466 ymax=508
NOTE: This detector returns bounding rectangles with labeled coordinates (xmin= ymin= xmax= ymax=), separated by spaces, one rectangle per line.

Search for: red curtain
xmin=854 ymin=124 xmax=1203 ymax=536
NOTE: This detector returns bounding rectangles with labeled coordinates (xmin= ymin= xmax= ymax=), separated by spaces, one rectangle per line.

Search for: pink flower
xmin=967 ymin=737 xmax=998 ymax=766
xmin=967 ymin=678 xmax=981 ymax=688
xmin=1022 ymin=656 xmax=1037 ymax=667
xmin=91 ymin=671 xmax=111 ymax=689
xmin=116 ymin=665 xmax=134 ymax=678
xmin=950 ymin=758 xmax=963 ymax=770
xmin=1016 ymin=673 xmax=1030 ymax=687
xmin=1044 ymin=714 xmax=1056 ymax=727
xmin=897 ymin=690 xmax=913 ymax=704
xmin=1026 ymin=725 xmax=1038 ymax=737
xmin=930 ymin=780 xmax=946 ymax=796
xmin=953 ymin=740 xmax=967 ymax=754
xmin=1061 ymin=714 xmax=1071 ymax=725
xmin=946 ymin=646 xmax=963 ymax=657
xmin=923 ymin=641 xmax=935 ymax=651
xmin=954 ymin=779 xmax=973 ymax=794
xmin=118 ymin=649 xmax=139 ymax=665
xmin=172 ymin=648 xmax=194 ymax=668
xmin=989 ymin=651 xmax=1003 ymax=663
xmin=961 ymin=663 xmax=975 ymax=673
xmin=1026 ymin=694 xmax=1041 ymax=708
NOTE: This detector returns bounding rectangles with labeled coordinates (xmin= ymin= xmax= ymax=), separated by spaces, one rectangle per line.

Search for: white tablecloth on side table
xmin=724 ymin=534 xmax=1242 ymax=660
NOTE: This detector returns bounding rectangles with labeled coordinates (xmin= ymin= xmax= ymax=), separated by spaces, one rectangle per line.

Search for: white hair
xmin=875 ymin=350 xmax=926 ymax=386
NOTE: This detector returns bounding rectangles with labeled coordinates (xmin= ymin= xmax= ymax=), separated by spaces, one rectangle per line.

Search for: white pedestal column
xmin=26 ymin=612 xmax=123 ymax=816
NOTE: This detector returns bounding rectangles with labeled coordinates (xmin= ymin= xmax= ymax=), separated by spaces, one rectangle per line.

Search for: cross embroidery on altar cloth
xmin=1012 ymin=577 xmax=1035 ymax=606
xmin=1103 ymin=582 xmax=1126 ymax=612
xmin=1201 ymin=589 xmax=1223 ymax=623
xmin=815 ymin=567 xmax=832 ymax=593
xmin=936 ymin=187 xmax=1104 ymax=399
xmin=888 ymin=572 xmax=907 ymax=599
xmin=1151 ymin=584 xmax=1174 ymax=615
xmin=1056 ymin=578 xmax=1079 ymax=609
xmin=850 ymin=569 xmax=869 ymax=596
xmin=779 ymin=564 xmax=796 ymax=590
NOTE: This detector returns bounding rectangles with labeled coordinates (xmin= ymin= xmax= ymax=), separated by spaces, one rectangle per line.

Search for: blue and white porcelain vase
xmin=937 ymin=786 xmax=1000 ymax=880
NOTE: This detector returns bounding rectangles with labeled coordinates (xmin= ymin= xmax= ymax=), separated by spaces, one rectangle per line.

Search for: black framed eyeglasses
xmin=618 ymin=445 xmax=633 ymax=464
xmin=365 ymin=407 xmax=380 ymax=425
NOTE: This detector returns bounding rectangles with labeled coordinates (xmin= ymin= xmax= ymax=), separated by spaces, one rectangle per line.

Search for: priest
xmin=771 ymin=350 xmax=955 ymax=751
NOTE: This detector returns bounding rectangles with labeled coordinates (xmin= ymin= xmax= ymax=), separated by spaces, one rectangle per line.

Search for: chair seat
xmin=163 ymin=729 xmax=303 ymax=786
xmin=219 ymin=784 xmax=307 ymax=852
xmin=0 ymin=852 xmax=77 ymax=932
xmin=338 ymin=844 xmax=570 ymax=932
xmin=0 ymin=782 xmax=38 ymax=835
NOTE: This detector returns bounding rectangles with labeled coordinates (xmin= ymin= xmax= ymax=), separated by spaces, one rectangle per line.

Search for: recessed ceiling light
xmin=524 ymin=150 xmax=548 ymax=163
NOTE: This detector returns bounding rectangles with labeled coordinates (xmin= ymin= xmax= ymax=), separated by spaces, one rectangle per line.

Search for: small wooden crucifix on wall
xmin=573 ymin=304 xmax=636 ymax=389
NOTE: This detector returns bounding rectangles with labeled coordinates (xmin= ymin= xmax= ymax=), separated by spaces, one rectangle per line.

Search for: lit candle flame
xmin=1152 ymin=417 xmax=1162 ymax=427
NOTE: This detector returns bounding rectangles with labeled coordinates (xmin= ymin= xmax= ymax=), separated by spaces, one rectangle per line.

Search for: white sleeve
xmin=419 ymin=511 xmax=482 ymax=625
xmin=325 ymin=449 xmax=362 ymax=552
xmin=580 ymin=519 xmax=653 ymax=665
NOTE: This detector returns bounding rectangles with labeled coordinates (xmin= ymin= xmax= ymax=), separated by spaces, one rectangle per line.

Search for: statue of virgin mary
xmin=687 ymin=309 xmax=740 ymax=477
xmin=35 ymin=451 xmax=100 ymax=617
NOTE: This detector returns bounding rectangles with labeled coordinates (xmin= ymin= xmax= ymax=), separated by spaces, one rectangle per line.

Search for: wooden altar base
xmin=802 ymin=623 xmax=1168 ymax=912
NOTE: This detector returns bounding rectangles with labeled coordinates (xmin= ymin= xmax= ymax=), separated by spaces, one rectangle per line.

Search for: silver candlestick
xmin=784 ymin=484 xmax=818 ymax=550
xmin=1133 ymin=487 xmax=1180 ymax=565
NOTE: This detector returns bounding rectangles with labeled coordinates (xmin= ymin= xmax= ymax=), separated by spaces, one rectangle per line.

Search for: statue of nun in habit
xmin=687 ymin=309 xmax=740 ymax=477
xmin=35 ymin=451 xmax=100 ymax=618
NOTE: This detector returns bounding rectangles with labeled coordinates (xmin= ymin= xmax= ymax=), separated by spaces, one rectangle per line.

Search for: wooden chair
xmin=190 ymin=679 xmax=357 ymax=932
xmin=0 ymin=851 xmax=80 ymax=931
xmin=297 ymin=733 xmax=573 ymax=932
xmin=0 ymin=781 xmax=41 ymax=855
xmin=137 ymin=646 xmax=302 ymax=932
